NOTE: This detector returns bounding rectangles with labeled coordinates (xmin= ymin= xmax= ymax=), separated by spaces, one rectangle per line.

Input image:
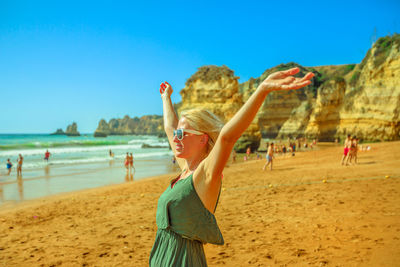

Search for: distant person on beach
xmin=44 ymin=150 xmax=51 ymax=162
xmin=17 ymin=154 xmax=23 ymax=176
xmin=246 ymin=146 xmax=251 ymax=160
xmin=150 ymin=68 xmax=314 ymax=266
xmin=172 ymin=155 xmax=176 ymax=164
xmin=290 ymin=142 xmax=296 ymax=156
xmin=6 ymin=159 xmax=13 ymax=175
xmin=263 ymin=143 xmax=274 ymax=171
xmin=347 ymin=136 xmax=358 ymax=165
xmin=353 ymin=137 xmax=359 ymax=164
xmin=341 ymin=134 xmax=352 ymax=165
xmin=124 ymin=153 xmax=130 ymax=171
xmin=109 ymin=149 xmax=114 ymax=158
xmin=129 ymin=153 xmax=135 ymax=173
xmin=232 ymin=150 xmax=236 ymax=163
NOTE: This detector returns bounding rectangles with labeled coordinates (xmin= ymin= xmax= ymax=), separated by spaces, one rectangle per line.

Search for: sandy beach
xmin=0 ymin=141 xmax=399 ymax=266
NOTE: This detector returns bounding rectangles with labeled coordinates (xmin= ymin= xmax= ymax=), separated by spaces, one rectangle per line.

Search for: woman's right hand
xmin=161 ymin=81 xmax=173 ymax=98
xmin=258 ymin=67 xmax=314 ymax=93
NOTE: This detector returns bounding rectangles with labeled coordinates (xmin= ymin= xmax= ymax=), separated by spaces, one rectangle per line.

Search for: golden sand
xmin=1 ymin=142 xmax=399 ymax=266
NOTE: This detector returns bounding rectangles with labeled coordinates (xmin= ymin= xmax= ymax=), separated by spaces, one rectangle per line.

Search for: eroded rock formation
xmin=238 ymin=34 xmax=400 ymax=142
xmin=66 ymin=122 xmax=80 ymax=136
xmin=93 ymin=34 xmax=400 ymax=147
xmin=51 ymin=128 xmax=65 ymax=135
xmin=178 ymin=65 xmax=261 ymax=152
xmin=336 ymin=35 xmax=400 ymax=141
xmin=94 ymin=115 xmax=164 ymax=137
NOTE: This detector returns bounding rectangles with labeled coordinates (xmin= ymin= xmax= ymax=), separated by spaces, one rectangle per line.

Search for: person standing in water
xmin=149 ymin=68 xmax=314 ymax=266
xmin=246 ymin=146 xmax=251 ymax=160
xmin=6 ymin=159 xmax=13 ymax=175
xmin=44 ymin=150 xmax=51 ymax=163
xmin=129 ymin=153 xmax=135 ymax=173
xmin=124 ymin=153 xmax=130 ymax=171
xmin=17 ymin=154 xmax=23 ymax=176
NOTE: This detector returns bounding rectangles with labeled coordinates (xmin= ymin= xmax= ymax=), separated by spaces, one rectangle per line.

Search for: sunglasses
xmin=173 ymin=128 xmax=204 ymax=140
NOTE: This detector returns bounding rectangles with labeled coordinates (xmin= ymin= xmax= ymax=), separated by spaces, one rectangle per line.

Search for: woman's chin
xmin=175 ymin=151 xmax=185 ymax=158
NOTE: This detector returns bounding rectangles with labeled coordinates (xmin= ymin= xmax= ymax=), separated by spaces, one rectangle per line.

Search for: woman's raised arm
xmin=161 ymin=82 xmax=185 ymax=170
xmin=203 ymin=67 xmax=314 ymax=179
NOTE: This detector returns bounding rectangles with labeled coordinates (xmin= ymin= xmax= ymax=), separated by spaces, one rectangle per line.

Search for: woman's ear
xmin=200 ymin=134 xmax=209 ymax=145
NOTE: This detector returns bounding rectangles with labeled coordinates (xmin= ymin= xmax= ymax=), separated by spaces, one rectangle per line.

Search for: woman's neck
xmin=184 ymin=153 xmax=206 ymax=173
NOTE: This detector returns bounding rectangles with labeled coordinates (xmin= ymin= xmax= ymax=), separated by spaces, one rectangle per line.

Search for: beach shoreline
xmin=1 ymin=141 xmax=399 ymax=266
xmin=0 ymin=141 xmax=332 ymax=207
xmin=0 ymin=155 xmax=179 ymax=206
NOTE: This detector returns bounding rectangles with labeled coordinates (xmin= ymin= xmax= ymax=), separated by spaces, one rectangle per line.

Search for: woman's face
xmin=174 ymin=117 xmax=206 ymax=159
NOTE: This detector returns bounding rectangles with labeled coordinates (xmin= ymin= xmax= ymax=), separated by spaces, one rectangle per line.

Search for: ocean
xmin=0 ymin=134 xmax=176 ymax=205
xmin=0 ymin=134 xmax=171 ymax=169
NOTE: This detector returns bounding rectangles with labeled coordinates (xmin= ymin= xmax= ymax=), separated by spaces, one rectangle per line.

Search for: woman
xmin=17 ymin=154 xmax=23 ymax=176
xmin=124 ymin=152 xmax=130 ymax=171
xmin=150 ymin=67 xmax=314 ymax=266
xmin=129 ymin=153 xmax=135 ymax=173
xmin=348 ymin=136 xmax=358 ymax=165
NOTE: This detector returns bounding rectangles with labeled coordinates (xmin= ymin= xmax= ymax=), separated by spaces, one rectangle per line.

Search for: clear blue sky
xmin=1 ymin=0 xmax=399 ymax=133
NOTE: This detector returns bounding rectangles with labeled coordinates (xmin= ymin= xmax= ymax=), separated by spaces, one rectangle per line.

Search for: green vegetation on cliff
xmin=373 ymin=33 xmax=400 ymax=67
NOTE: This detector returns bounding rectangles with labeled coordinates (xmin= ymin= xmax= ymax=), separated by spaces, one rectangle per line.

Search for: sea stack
xmin=50 ymin=128 xmax=65 ymax=135
xmin=94 ymin=119 xmax=110 ymax=137
xmin=65 ymin=122 xmax=80 ymax=136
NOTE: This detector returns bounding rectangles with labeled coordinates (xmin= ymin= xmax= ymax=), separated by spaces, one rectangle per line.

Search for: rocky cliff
xmin=179 ymin=65 xmax=243 ymax=119
xmin=335 ymin=35 xmax=400 ymax=141
xmin=94 ymin=34 xmax=400 ymax=147
xmin=240 ymin=62 xmax=322 ymax=139
xmin=94 ymin=115 xmax=164 ymax=137
xmin=304 ymin=78 xmax=346 ymax=140
xmin=178 ymin=65 xmax=261 ymax=152
xmin=238 ymin=34 xmax=400 ymax=142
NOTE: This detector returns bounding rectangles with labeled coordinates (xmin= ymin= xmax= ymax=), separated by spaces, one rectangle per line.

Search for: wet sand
xmin=0 ymin=157 xmax=179 ymax=205
xmin=0 ymin=141 xmax=399 ymax=266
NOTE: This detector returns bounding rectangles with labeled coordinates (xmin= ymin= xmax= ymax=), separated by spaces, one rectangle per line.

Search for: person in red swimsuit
xmin=124 ymin=152 xmax=130 ymax=171
xmin=44 ymin=150 xmax=51 ymax=162
xmin=341 ymin=134 xmax=352 ymax=165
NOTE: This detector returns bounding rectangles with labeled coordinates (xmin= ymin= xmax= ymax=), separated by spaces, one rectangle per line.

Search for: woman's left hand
xmin=259 ymin=67 xmax=314 ymax=93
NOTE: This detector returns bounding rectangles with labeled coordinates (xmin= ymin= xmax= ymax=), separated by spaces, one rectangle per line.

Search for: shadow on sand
xmin=357 ymin=161 xmax=376 ymax=165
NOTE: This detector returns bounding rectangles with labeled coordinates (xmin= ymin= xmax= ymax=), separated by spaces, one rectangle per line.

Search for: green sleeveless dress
xmin=149 ymin=173 xmax=224 ymax=266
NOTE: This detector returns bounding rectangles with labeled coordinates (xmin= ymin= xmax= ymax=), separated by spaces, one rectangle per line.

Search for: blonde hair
xmin=180 ymin=108 xmax=224 ymax=154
